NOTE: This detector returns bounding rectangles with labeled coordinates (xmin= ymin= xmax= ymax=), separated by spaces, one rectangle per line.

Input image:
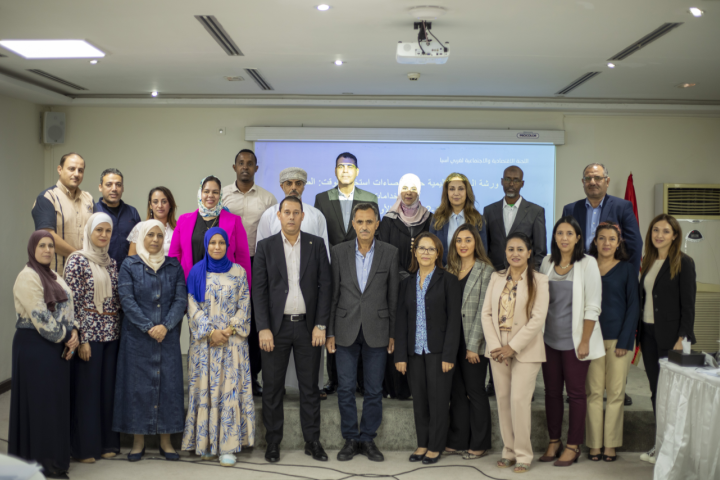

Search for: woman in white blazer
xmin=538 ymin=216 xmax=604 ymax=467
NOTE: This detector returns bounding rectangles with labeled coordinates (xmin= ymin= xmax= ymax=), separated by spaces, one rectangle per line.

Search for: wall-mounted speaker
xmin=43 ymin=112 xmax=65 ymax=144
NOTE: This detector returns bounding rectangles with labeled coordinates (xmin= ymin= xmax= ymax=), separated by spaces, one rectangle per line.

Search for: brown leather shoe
xmin=554 ymin=445 xmax=581 ymax=467
xmin=539 ymin=440 xmax=563 ymax=462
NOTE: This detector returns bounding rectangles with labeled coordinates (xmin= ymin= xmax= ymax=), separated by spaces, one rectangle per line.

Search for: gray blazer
xmin=328 ymin=240 xmax=400 ymax=348
xmin=460 ymin=260 xmax=495 ymax=354
xmin=483 ymin=197 xmax=547 ymax=271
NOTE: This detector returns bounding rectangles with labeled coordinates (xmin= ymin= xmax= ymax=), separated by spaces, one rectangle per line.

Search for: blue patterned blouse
xmin=414 ymin=267 xmax=436 ymax=355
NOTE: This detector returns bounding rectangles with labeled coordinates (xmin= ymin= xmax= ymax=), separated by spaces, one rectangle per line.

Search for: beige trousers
xmin=585 ymin=339 xmax=632 ymax=448
xmin=490 ymin=331 xmax=542 ymax=465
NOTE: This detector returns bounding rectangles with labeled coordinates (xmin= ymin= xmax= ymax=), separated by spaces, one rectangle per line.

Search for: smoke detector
xmin=408 ymin=6 xmax=447 ymax=20
xmin=408 ymin=73 xmax=421 ymax=81
xmin=224 ymin=75 xmax=245 ymax=81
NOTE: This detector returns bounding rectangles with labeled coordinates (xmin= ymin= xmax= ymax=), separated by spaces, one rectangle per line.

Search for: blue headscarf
xmin=186 ymin=227 xmax=234 ymax=303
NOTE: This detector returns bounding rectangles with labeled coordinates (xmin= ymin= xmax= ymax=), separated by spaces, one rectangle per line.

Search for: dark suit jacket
xmin=562 ymin=194 xmax=642 ymax=272
xmin=484 ymin=198 xmax=546 ymax=270
xmin=328 ymin=240 xmax=400 ymax=348
xmin=639 ymin=254 xmax=696 ymax=350
xmin=252 ymin=232 xmax=332 ymax=335
xmin=395 ymin=269 xmax=462 ymax=364
xmin=429 ymin=216 xmax=488 ymax=265
xmin=314 ymin=186 xmax=379 ymax=247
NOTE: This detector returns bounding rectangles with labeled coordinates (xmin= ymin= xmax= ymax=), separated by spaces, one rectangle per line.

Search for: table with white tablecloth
xmin=654 ymin=358 xmax=720 ymax=480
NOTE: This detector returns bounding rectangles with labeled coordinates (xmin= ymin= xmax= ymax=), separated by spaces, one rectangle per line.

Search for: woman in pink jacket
xmin=169 ymin=175 xmax=252 ymax=287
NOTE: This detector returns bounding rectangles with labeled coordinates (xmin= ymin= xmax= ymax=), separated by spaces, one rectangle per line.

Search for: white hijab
xmin=135 ymin=220 xmax=166 ymax=272
xmin=66 ymin=213 xmax=114 ymax=313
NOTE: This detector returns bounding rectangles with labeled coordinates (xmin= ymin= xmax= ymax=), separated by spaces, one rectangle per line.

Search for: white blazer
xmin=540 ymin=254 xmax=605 ymax=361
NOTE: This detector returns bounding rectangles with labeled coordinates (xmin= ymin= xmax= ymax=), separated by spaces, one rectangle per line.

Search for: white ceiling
xmin=0 ymin=0 xmax=719 ymax=104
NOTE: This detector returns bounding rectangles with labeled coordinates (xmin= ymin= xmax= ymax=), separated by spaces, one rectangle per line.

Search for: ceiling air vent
xmin=608 ymin=23 xmax=683 ymax=61
xmin=244 ymin=68 xmax=274 ymax=91
xmin=27 ymin=69 xmax=88 ymax=90
xmin=195 ymin=15 xmax=243 ymax=56
xmin=555 ymin=72 xmax=601 ymax=95
xmin=657 ymin=183 xmax=720 ymax=218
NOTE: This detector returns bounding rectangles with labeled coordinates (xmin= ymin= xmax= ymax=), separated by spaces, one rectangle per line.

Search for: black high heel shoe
xmin=128 ymin=447 xmax=145 ymax=462
xmin=159 ymin=446 xmax=180 ymax=461
xmin=409 ymin=451 xmax=426 ymax=462
xmin=422 ymin=454 xmax=440 ymax=465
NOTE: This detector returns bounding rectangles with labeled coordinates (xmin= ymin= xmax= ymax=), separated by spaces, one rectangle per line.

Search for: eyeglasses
xmin=417 ymin=246 xmax=437 ymax=254
xmin=501 ymin=178 xmax=522 ymax=185
xmin=583 ymin=176 xmax=607 ymax=183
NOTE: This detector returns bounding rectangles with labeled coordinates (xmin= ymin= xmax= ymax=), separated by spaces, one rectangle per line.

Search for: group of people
xmin=8 ymin=150 xmax=695 ymax=478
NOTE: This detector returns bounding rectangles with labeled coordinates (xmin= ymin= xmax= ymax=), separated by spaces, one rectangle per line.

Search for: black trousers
xmin=640 ymin=323 xmax=669 ymax=416
xmin=249 ymin=256 xmax=261 ymax=383
xmin=261 ymin=318 xmax=321 ymax=444
xmin=447 ymin=337 xmax=492 ymax=451
xmin=71 ymin=340 xmax=120 ymax=459
xmin=408 ymin=353 xmax=454 ymax=452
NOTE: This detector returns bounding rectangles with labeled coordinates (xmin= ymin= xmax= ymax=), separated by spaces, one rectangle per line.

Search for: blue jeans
xmin=336 ymin=328 xmax=387 ymax=442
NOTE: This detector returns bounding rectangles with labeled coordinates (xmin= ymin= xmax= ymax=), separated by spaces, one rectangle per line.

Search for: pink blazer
xmin=168 ymin=209 xmax=252 ymax=287
xmin=481 ymin=269 xmax=549 ymax=363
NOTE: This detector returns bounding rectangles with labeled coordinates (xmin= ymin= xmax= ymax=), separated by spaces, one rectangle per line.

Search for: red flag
xmin=624 ymin=173 xmax=639 ymax=224
xmin=624 ymin=173 xmax=642 ymax=365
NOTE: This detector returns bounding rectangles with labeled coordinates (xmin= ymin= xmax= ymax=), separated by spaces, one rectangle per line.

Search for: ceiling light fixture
xmin=151 ymin=91 xmax=158 ymax=97
xmin=0 ymin=40 xmax=105 ymax=59
xmin=334 ymin=60 xmax=343 ymax=66
xmin=689 ymin=7 xmax=704 ymax=17
xmin=607 ymin=62 xmax=615 ymax=68
xmin=676 ymin=83 xmax=696 ymax=88
xmin=317 ymin=4 xmax=330 ymax=11
xmin=89 ymin=59 xmax=98 ymax=64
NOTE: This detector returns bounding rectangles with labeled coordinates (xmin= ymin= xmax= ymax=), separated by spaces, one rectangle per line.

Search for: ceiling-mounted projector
xmin=396 ymin=20 xmax=449 ymax=65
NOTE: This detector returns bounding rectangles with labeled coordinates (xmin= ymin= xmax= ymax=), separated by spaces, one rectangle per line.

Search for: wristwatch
xmin=316 ymin=325 xmax=327 ymax=331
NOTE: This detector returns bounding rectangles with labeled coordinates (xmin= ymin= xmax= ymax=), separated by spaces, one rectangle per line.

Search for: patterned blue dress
xmin=181 ymin=264 xmax=255 ymax=455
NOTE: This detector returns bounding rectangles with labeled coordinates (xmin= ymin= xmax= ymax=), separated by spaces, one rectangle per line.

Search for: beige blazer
xmin=481 ymin=269 xmax=550 ymax=363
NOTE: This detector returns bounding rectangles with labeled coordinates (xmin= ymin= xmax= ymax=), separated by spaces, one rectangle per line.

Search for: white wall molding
xmin=245 ymin=127 xmax=565 ymax=145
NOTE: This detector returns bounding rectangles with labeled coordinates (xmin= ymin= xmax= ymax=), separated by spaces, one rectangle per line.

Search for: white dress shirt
xmin=502 ymin=196 xmax=523 ymax=236
xmin=282 ymin=232 xmax=306 ymax=315
xmin=255 ymin=201 xmax=330 ymax=260
xmin=221 ymin=182 xmax=278 ymax=256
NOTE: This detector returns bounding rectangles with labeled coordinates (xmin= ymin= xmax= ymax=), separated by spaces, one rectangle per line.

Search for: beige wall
xmin=0 ymin=94 xmax=45 ymax=381
xmin=48 ymin=106 xmax=720 ymax=239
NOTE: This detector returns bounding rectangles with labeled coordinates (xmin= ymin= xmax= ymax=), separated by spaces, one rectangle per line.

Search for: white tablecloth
xmin=655 ymin=358 xmax=720 ymax=480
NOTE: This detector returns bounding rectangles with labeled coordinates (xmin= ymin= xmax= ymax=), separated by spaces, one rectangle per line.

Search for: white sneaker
xmin=640 ymin=446 xmax=656 ymax=463
xmin=219 ymin=453 xmax=236 ymax=466
xmin=201 ymin=452 xmax=215 ymax=461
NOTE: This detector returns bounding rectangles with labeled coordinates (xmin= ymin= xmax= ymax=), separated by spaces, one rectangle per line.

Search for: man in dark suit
xmin=484 ymin=166 xmax=547 ymax=271
xmin=326 ymin=203 xmax=399 ymax=462
xmin=314 ymin=152 xmax=379 ymax=395
xmin=562 ymin=163 xmax=642 ymax=271
xmin=253 ymin=196 xmax=332 ymax=463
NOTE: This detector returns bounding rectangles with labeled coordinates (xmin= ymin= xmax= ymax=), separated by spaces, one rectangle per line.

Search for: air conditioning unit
xmin=656 ymin=183 xmax=720 ymax=353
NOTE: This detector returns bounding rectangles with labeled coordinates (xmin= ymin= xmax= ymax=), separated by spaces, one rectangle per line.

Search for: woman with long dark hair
xmin=395 ymin=232 xmax=462 ymax=464
xmin=538 ymin=216 xmax=604 ymax=467
xmin=9 ymin=231 xmax=79 ymax=479
xmin=444 ymin=224 xmax=494 ymax=460
xmin=638 ymin=214 xmax=696 ymax=464
xmin=430 ymin=172 xmax=488 ymax=264
xmin=481 ymin=232 xmax=549 ymax=474
xmin=128 ymin=186 xmax=178 ymax=256
xmin=585 ymin=223 xmax=639 ymax=462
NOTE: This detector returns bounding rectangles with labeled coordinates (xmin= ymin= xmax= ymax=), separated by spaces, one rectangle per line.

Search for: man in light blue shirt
xmin=585 ymin=196 xmax=605 ymax=251
xmin=355 ymin=238 xmax=375 ymax=293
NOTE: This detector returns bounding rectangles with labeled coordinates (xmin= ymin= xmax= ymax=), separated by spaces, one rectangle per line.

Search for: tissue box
xmin=668 ymin=350 xmax=705 ymax=367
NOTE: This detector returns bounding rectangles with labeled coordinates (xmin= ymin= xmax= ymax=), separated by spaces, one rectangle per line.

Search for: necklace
xmin=203 ymin=216 xmax=218 ymax=231
xmin=558 ymin=263 xmax=572 ymax=269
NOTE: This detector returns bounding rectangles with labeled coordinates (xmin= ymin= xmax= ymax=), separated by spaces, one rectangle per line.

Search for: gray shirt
xmin=544 ymin=267 xmax=575 ymax=351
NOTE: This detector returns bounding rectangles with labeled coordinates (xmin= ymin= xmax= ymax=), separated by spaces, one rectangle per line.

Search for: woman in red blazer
xmin=168 ymin=175 xmax=252 ymax=286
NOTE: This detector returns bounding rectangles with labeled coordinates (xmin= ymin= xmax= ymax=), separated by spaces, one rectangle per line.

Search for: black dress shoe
xmin=409 ymin=452 xmax=425 ymax=462
xmin=43 ymin=473 xmax=69 ymax=479
xmin=305 ymin=441 xmax=328 ymax=461
xmin=624 ymin=393 xmax=633 ymax=406
xmin=337 ymin=439 xmax=359 ymax=461
xmin=252 ymin=381 xmax=263 ymax=397
xmin=422 ymin=454 xmax=440 ymax=464
xmin=265 ymin=443 xmax=280 ymax=463
xmin=323 ymin=382 xmax=338 ymax=395
xmin=486 ymin=383 xmax=495 ymax=397
xmin=360 ymin=441 xmax=384 ymax=462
